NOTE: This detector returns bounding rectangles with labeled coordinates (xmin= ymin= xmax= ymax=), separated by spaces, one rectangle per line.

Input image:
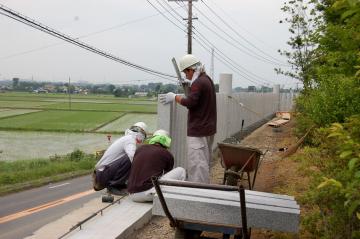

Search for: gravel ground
xmin=129 ymin=118 xmax=298 ymax=239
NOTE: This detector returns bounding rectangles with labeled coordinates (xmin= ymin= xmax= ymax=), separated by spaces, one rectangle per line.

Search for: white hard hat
xmin=153 ymin=129 xmax=169 ymax=137
xmin=179 ymin=54 xmax=200 ymax=72
xmin=133 ymin=122 xmax=148 ymax=133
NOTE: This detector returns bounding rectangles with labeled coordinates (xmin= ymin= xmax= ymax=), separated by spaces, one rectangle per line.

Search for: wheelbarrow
xmin=151 ymin=177 xmax=250 ymax=239
xmin=218 ymin=143 xmax=264 ymax=189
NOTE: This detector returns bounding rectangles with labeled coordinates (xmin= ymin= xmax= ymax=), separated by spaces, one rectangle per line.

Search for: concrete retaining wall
xmin=157 ymin=80 xmax=295 ymax=167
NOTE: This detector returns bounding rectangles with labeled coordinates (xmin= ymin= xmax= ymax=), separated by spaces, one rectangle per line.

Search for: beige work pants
xmin=187 ymin=135 xmax=214 ymax=184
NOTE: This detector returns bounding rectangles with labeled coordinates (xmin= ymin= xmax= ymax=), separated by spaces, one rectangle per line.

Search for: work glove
xmin=159 ymin=92 xmax=176 ymax=104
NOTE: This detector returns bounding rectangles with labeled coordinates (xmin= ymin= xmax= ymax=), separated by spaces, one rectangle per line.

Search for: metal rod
xmin=151 ymin=176 xmax=178 ymax=227
xmin=239 ymin=185 xmax=249 ymax=239
xmin=157 ymin=179 xmax=239 ymax=191
xmin=57 ymin=194 xmax=126 ymax=239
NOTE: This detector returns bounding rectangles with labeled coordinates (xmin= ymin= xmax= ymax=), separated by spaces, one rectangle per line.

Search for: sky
xmin=0 ymin=0 xmax=296 ymax=88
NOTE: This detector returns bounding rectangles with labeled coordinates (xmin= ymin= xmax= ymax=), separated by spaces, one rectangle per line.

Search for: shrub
xmin=300 ymin=115 xmax=360 ymax=238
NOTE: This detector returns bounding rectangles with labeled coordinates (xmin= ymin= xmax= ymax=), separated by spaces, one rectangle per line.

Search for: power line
xmin=193 ymin=4 xmax=288 ymax=67
xmin=206 ymin=0 xmax=288 ymax=61
xmin=200 ymin=0 xmax=288 ymax=66
xmin=194 ymin=34 xmax=269 ymax=86
xmin=152 ymin=1 xmax=273 ymax=85
xmin=146 ymin=0 xmax=186 ymax=33
xmin=193 ymin=28 xmax=273 ymax=85
xmin=1 ymin=5 xmax=184 ymax=61
xmin=0 ymin=4 xmax=178 ymax=82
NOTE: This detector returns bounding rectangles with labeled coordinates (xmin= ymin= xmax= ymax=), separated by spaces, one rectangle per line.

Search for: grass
xmin=45 ymin=102 xmax=156 ymax=112
xmin=0 ymin=92 xmax=156 ymax=103
xmin=0 ymin=110 xmax=122 ymax=132
xmin=0 ymin=109 xmax=41 ymax=118
xmin=0 ymin=100 xmax=57 ymax=108
xmin=0 ymin=150 xmax=97 ymax=195
xmin=96 ymin=113 xmax=157 ymax=133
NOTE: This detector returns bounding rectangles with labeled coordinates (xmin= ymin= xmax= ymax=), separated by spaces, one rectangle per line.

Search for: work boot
xmin=107 ymin=186 xmax=127 ymax=196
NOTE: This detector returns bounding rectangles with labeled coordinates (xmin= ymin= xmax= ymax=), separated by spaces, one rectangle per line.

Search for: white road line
xmin=48 ymin=182 xmax=70 ymax=189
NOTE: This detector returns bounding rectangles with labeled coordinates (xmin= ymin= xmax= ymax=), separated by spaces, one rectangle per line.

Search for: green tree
xmin=276 ymin=0 xmax=320 ymax=92
xmin=12 ymin=78 xmax=19 ymax=89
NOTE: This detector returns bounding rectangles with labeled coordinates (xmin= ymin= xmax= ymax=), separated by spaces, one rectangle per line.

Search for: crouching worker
xmin=92 ymin=122 xmax=147 ymax=194
xmin=127 ymin=129 xmax=186 ymax=202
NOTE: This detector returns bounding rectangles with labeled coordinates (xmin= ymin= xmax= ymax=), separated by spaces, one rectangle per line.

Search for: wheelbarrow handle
xmin=151 ymin=176 xmax=178 ymax=227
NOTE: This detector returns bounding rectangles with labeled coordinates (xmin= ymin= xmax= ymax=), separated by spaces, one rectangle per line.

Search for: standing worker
xmin=160 ymin=54 xmax=217 ymax=183
xmin=92 ymin=122 xmax=147 ymax=194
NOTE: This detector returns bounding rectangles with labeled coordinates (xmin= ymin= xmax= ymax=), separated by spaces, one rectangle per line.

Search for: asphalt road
xmin=0 ymin=175 xmax=102 ymax=239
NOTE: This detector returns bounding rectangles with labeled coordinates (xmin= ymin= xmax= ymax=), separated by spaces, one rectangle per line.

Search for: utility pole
xmin=68 ymin=77 xmax=71 ymax=111
xmin=210 ymin=48 xmax=214 ymax=80
xmin=169 ymin=0 xmax=197 ymax=53
xmin=187 ymin=0 xmax=193 ymax=54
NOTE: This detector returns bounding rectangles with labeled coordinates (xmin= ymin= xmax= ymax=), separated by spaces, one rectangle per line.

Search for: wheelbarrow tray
xmin=218 ymin=143 xmax=262 ymax=172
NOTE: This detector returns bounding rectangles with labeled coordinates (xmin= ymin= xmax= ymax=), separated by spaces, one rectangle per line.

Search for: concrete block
xmin=153 ymin=189 xmax=299 ymax=233
xmin=159 ymin=186 xmax=299 ymax=209
xmin=66 ymin=197 xmax=152 ymax=239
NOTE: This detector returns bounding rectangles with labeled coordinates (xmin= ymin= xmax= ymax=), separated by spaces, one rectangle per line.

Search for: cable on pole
xmin=0 ymin=4 xmax=178 ymax=83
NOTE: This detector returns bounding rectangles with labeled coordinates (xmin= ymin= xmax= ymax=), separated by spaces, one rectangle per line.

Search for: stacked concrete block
xmin=153 ymin=186 xmax=300 ymax=233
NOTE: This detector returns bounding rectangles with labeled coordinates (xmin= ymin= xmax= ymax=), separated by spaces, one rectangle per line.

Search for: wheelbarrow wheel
xmin=225 ymin=174 xmax=238 ymax=186
xmin=102 ymin=194 xmax=114 ymax=203
xmin=174 ymin=228 xmax=185 ymax=239
xmin=174 ymin=228 xmax=201 ymax=239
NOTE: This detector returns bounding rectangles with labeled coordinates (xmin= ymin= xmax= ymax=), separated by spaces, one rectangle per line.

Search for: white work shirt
xmin=95 ymin=134 xmax=137 ymax=170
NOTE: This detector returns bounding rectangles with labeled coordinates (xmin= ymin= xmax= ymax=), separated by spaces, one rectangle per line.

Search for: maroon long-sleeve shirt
xmin=127 ymin=144 xmax=174 ymax=193
xmin=180 ymin=73 xmax=217 ymax=137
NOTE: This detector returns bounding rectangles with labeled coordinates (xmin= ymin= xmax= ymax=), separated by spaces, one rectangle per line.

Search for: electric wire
xmin=0 ymin=4 xmax=178 ymax=83
xmin=207 ymin=0 xmax=287 ymax=58
xmin=146 ymin=0 xmax=186 ymax=33
xmin=193 ymin=4 xmax=288 ymax=67
xmin=163 ymin=0 xmax=274 ymax=85
xmin=194 ymin=34 xmax=270 ymax=86
xmin=1 ymin=6 xmax=184 ymax=61
xmin=193 ymin=28 xmax=273 ymax=85
xmin=200 ymin=0 xmax=289 ymax=66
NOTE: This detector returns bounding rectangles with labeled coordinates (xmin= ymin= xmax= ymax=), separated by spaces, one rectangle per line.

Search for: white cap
xmin=133 ymin=122 xmax=147 ymax=133
xmin=153 ymin=129 xmax=169 ymax=137
xmin=179 ymin=54 xmax=200 ymax=72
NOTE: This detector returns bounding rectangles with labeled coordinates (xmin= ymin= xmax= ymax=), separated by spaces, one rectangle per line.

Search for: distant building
xmin=33 ymin=88 xmax=48 ymax=93
xmin=133 ymin=92 xmax=147 ymax=97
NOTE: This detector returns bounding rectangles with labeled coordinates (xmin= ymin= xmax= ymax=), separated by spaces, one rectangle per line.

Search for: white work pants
xmin=129 ymin=167 xmax=186 ymax=202
xmin=187 ymin=136 xmax=214 ymax=184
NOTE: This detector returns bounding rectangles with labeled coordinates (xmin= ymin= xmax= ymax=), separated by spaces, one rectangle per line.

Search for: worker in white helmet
xmin=127 ymin=129 xmax=186 ymax=202
xmin=159 ymin=54 xmax=217 ymax=184
xmin=92 ymin=122 xmax=148 ymax=194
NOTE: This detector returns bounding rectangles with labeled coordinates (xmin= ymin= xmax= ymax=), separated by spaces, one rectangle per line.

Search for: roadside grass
xmin=0 ymin=110 xmax=122 ymax=131
xmin=0 ymin=150 xmax=97 ymax=195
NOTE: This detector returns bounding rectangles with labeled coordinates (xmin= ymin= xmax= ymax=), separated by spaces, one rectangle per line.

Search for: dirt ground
xmin=129 ymin=118 xmax=298 ymax=239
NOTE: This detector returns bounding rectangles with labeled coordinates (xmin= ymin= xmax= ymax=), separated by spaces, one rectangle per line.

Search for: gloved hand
xmin=159 ymin=92 xmax=176 ymax=104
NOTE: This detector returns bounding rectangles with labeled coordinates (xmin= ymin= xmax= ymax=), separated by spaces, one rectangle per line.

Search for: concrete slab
xmin=268 ymin=119 xmax=289 ymax=127
xmin=159 ymin=186 xmax=299 ymax=209
xmin=153 ymin=191 xmax=300 ymax=233
xmin=25 ymin=196 xmax=152 ymax=239
xmin=25 ymin=197 xmax=106 ymax=239
xmin=65 ymin=197 xmax=152 ymax=239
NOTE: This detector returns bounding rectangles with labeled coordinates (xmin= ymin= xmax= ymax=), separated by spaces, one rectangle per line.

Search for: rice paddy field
xmin=0 ymin=92 xmax=158 ymax=160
